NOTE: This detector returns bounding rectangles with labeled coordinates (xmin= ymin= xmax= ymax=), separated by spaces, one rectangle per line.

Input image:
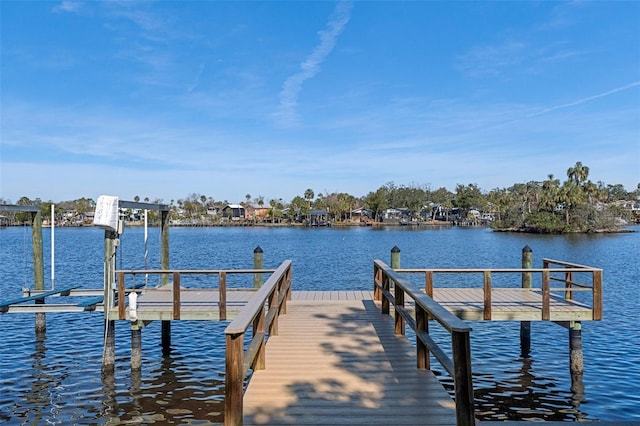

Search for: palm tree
xmin=304 ymin=189 xmax=314 ymax=208
xmin=304 ymin=189 xmax=314 ymax=221
xmin=567 ymin=161 xmax=590 ymax=186
xmin=559 ymin=180 xmax=584 ymax=226
xmin=541 ymin=174 xmax=560 ymax=212
xmin=269 ymin=199 xmax=277 ymax=223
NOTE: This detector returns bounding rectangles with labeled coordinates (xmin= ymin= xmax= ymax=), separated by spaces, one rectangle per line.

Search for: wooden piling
xmin=102 ymin=230 xmax=117 ymax=368
xmin=161 ymin=209 xmax=170 ymax=285
xmin=391 ymin=245 xmax=401 ymax=269
xmin=32 ymin=210 xmax=46 ymax=333
xmin=131 ymin=324 xmax=142 ymax=370
xmin=102 ymin=320 xmax=115 ymax=371
xmin=520 ymin=245 xmax=532 ymax=357
xmin=391 ymin=246 xmax=400 ymax=290
xmin=160 ymin=209 xmax=172 ymax=354
xmin=161 ymin=321 xmax=171 ymax=355
xmin=569 ymin=321 xmax=584 ymax=378
xmin=253 ymin=246 xmax=263 ymax=288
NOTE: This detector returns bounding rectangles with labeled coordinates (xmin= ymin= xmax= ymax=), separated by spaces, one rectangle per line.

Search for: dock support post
xmin=253 ymin=246 xmax=263 ymax=288
xmin=390 ymin=246 xmax=401 ymax=269
xmin=161 ymin=321 xmax=171 ymax=355
xmin=102 ymin=320 xmax=116 ymax=370
xmin=520 ymin=245 xmax=532 ymax=358
xmin=569 ymin=321 xmax=584 ymax=400
xmin=131 ymin=323 xmax=142 ymax=370
xmin=569 ymin=322 xmax=583 ymax=373
xmin=102 ymin=229 xmax=118 ymax=369
xmin=160 ymin=208 xmax=172 ymax=356
xmin=390 ymin=246 xmax=400 ymax=290
xmin=161 ymin=209 xmax=170 ymax=285
xmin=32 ymin=210 xmax=46 ymax=333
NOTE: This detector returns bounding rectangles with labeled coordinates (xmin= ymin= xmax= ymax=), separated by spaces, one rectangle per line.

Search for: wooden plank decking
xmin=242 ymin=295 xmax=457 ymax=425
xmin=106 ymin=288 xmax=258 ymax=321
xmin=102 ymin=287 xmax=593 ymax=322
xmin=432 ymin=288 xmax=593 ymax=321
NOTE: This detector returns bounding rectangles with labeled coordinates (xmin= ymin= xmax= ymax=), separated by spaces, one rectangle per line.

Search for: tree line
xmin=2 ymin=162 xmax=639 ymax=232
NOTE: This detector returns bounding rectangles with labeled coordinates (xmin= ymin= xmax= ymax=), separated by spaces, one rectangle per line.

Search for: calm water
xmin=1 ymin=225 xmax=639 ymax=424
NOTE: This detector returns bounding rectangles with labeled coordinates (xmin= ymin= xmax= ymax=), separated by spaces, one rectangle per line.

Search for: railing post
xmin=286 ymin=265 xmax=292 ymax=302
xmin=520 ymin=245 xmax=532 ymax=357
xmin=173 ymin=272 xmax=181 ymax=320
xmin=281 ymin=265 xmax=291 ymax=313
xmin=374 ymin=264 xmax=382 ymax=301
xmin=382 ymin=273 xmax=390 ymax=315
xmin=542 ymin=270 xmax=550 ymax=320
xmin=482 ymin=271 xmax=492 ymax=320
xmin=565 ymin=269 xmax=574 ymax=301
xmin=220 ymin=271 xmax=227 ymax=321
xmin=253 ymin=305 xmax=266 ymax=370
xmin=593 ymin=269 xmax=603 ymax=320
xmin=268 ymin=281 xmax=279 ymax=336
xmin=253 ymin=246 xmax=263 ymax=288
xmin=395 ymin=286 xmax=405 ymax=335
xmin=425 ymin=271 xmax=433 ymax=298
xmin=416 ymin=305 xmax=430 ymax=370
xmin=118 ymin=272 xmax=126 ymax=320
xmin=225 ymin=332 xmax=244 ymax=426
xmin=452 ymin=330 xmax=475 ymax=426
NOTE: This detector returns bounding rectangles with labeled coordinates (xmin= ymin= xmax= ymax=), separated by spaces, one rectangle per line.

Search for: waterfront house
xmin=309 ymin=209 xmax=329 ymax=226
xmin=350 ymin=207 xmax=374 ymax=223
xmin=222 ymin=204 xmax=245 ymax=221
xmin=244 ymin=204 xmax=269 ymax=222
xmin=382 ymin=207 xmax=411 ymax=223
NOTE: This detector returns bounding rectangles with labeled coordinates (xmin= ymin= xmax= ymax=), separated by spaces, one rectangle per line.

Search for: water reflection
xmin=470 ymin=355 xmax=589 ymax=421
xmin=101 ymin=369 xmax=116 ymax=418
xmin=97 ymin=351 xmax=225 ymax=424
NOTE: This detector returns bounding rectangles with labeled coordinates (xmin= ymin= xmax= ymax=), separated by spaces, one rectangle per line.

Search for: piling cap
xmin=522 ymin=245 xmax=532 ymax=253
xmin=391 ymin=246 xmax=401 ymax=253
xmin=254 ymin=246 xmax=263 ymax=253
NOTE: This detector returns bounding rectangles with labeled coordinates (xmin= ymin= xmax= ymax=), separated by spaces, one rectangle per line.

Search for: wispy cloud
xmin=188 ymin=63 xmax=206 ymax=93
xmin=456 ymin=40 xmax=528 ymax=77
xmin=274 ymin=1 xmax=353 ymax=128
xmin=52 ymin=1 xmax=82 ymax=14
xmin=528 ymin=81 xmax=640 ymax=117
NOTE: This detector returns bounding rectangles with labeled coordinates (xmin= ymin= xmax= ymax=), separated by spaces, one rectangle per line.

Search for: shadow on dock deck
xmin=242 ymin=296 xmax=457 ymax=425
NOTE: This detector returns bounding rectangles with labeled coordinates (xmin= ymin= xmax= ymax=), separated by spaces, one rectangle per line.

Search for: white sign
xmin=93 ymin=195 xmax=119 ymax=232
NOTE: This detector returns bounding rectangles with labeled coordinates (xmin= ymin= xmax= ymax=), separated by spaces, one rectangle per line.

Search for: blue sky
xmin=1 ymin=1 xmax=639 ymax=204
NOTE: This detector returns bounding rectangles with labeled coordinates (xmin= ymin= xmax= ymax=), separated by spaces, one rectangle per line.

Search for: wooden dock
xmin=242 ymin=294 xmax=457 ymax=425
xmin=2 ymin=251 xmax=603 ymax=426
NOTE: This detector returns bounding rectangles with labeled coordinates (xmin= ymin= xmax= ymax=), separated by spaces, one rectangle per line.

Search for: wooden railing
xmin=394 ymin=258 xmax=603 ymax=321
xmin=543 ymin=258 xmax=603 ymax=319
xmin=373 ymin=260 xmax=475 ymax=426
xmin=115 ymin=268 xmax=276 ymax=320
xmin=223 ymin=260 xmax=292 ymax=426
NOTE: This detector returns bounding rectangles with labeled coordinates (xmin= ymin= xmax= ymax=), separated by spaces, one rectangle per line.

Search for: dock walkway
xmin=242 ymin=292 xmax=457 ymax=425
